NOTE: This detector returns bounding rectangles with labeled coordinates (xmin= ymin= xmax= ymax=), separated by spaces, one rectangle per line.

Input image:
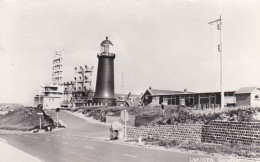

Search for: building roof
xmin=115 ymin=93 xmax=140 ymax=100
xmin=234 ymin=86 xmax=257 ymax=94
xmin=141 ymin=88 xmax=188 ymax=98
xmin=100 ymin=37 xmax=113 ymax=46
xmin=191 ymin=91 xmax=235 ymax=94
xmin=115 ymin=93 xmax=141 ymax=106
xmin=140 ymin=88 xmax=239 ymax=98
xmin=149 ymin=89 xmax=184 ymax=95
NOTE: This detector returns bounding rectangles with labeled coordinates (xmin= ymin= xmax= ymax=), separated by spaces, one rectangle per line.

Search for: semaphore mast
xmin=208 ymin=16 xmax=223 ymax=108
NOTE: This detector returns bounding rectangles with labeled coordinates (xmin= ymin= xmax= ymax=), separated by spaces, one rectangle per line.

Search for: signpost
xmin=37 ymin=112 xmax=43 ymax=129
xmin=37 ymin=104 xmax=44 ymax=129
xmin=56 ymin=108 xmax=60 ymax=127
xmin=120 ymin=110 xmax=129 ymax=141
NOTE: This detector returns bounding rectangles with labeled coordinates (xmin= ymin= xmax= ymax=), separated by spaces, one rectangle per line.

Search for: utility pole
xmin=208 ymin=16 xmax=224 ymax=109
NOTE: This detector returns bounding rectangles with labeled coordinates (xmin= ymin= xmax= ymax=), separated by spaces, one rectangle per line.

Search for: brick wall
xmin=202 ymin=120 xmax=260 ymax=145
xmin=124 ymin=124 xmax=202 ymax=142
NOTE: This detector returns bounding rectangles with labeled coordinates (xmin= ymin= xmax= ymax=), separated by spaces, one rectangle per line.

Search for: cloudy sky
xmin=0 ymin=0 xmax=259 ymax=105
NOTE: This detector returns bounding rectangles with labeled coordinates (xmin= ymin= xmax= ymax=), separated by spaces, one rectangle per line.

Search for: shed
xmin=234 ymin=86 xmax=260 ymax=107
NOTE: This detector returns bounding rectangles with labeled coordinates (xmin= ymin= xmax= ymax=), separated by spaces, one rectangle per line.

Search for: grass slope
xmin=0 ymin=107 xmax=54 ymax=131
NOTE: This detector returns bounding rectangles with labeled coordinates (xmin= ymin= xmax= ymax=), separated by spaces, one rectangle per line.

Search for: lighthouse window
xmin=104 ymin=45 xmax=109 ymax=53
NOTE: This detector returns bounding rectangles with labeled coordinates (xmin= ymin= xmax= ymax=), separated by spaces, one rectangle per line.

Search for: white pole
xmin=39 ymin=117 xmax=41 ymax=129
xmin=219 ymin=0 xmax=224 ymax=109
xmin=124 ymin=111 xmax=126 ymax=141
xmin=56 ymin=112 xmax=59 ymax=127
xmin=208 ymin=15 xmax=224 ymax=109
xmin=220 ymin=16 xmax=224 ymax=109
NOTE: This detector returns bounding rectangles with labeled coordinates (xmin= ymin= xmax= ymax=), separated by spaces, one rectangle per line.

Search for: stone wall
xmin=202 ymin=120 xmax=260 ymax=145
xmin=124 ymin=124 xmax=202 ymax=142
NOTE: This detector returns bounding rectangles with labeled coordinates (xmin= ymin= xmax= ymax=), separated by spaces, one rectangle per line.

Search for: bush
xmin=70 ymin=105 xmax=260 ymax=125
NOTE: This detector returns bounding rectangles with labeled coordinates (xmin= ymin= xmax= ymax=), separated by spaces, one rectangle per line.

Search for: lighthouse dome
xmin=100 ymin=37 xmax=113 ymax=46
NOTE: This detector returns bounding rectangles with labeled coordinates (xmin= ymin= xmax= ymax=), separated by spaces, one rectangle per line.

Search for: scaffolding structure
xmin=63 ymin=65 xmax=94 ymax=107
xmin=52 ymin=50 xmax=63 ymax=85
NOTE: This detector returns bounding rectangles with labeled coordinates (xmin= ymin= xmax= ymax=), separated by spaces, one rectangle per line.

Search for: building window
xmin=163 ymin=96 xmax=176 ymax=105
xmin=255 ymin=95 xmax=259 ymax=99
xmin=225 ymin=92 xmax=234 ymax=96
xmin=180 ymin=95 xmax=195 ymax=106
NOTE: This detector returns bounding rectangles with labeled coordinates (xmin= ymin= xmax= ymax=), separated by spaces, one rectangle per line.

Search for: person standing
xmin=161 ymin=104 xmax=165 ymax=116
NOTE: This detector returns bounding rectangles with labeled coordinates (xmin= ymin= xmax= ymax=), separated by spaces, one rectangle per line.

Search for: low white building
xmin=34 ymin=82 xmax=64 ymax=109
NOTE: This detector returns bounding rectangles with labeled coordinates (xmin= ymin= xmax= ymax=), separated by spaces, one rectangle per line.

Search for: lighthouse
xmin=93 ymin=37 xmax=116 ymax=106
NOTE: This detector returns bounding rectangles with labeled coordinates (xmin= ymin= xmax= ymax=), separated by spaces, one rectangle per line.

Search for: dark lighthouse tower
xmin=93 ymin=37 xmax=116 ymax=106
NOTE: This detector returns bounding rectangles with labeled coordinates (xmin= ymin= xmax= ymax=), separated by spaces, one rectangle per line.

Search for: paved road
xmin=0 ymin=110 xmax=254 ymax=162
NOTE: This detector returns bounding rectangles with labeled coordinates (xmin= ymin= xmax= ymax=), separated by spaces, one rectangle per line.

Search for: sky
xmin=0 ymin=0 xmax=260 ymax=105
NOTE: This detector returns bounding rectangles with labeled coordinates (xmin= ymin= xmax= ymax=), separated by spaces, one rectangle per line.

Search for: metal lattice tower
xmin=74 ymin=65 xmax=94 ymax=92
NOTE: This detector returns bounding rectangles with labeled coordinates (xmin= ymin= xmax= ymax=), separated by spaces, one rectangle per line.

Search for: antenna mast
xmin=208 ymin=16 xmax=223 ymax=109
xmin=121 ymin=72 xmax=124 ymax=94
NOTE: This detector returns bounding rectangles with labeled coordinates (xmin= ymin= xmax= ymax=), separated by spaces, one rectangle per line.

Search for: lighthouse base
xmin=93 ymin=98 xmax=116 ymax=107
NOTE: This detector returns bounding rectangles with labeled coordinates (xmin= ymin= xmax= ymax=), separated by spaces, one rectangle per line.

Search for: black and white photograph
xmin=0 ymin=0 xmax=260 ymax=161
